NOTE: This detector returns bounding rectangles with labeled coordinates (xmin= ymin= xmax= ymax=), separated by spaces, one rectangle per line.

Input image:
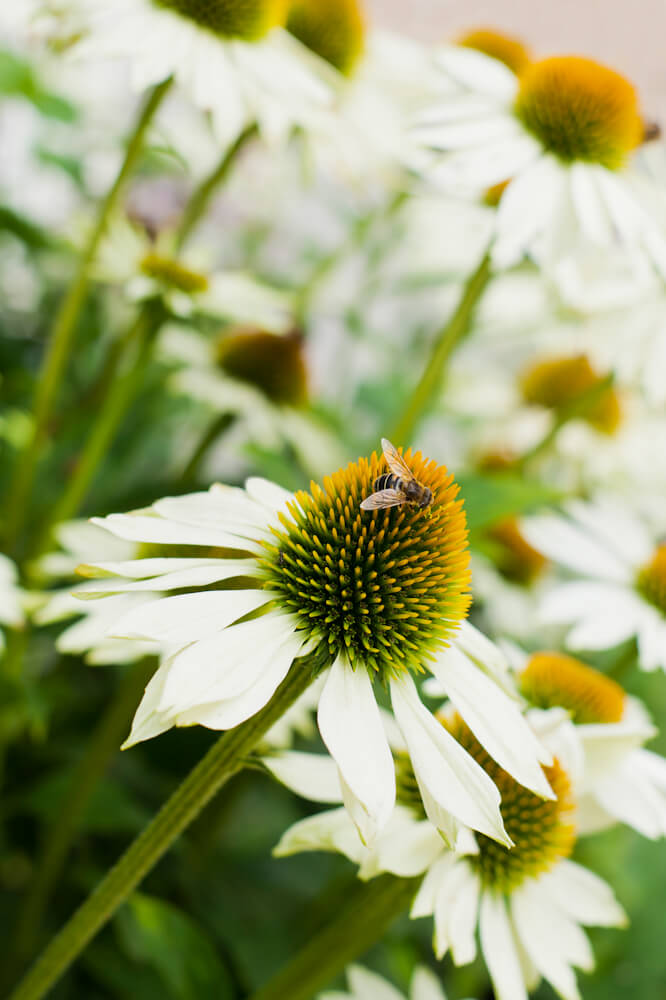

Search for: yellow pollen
xmin=514 ymin=56 xmax=643 ymax=168
xmin=485 ymin=517 xmax=548 ymax=585
xmin=286 ymin=0 xmax=365 ymax=75
xmin=139 ymin=253 xmax=209 ymax=295
xmin=259 ymin=444 xmax=471 ymax=677
xmin=458 ymin=27 xmax=530 ymax=75
xmin=483 ymin=179 xmax=510 ymax=207
xmin=153 ymin=0 xmax=287 ymax=39
xmin=216 ymin=327 xmax=308 ymax=406
xmin=520 ymin=651 xmax=625 ymax=724
xmin=519 ymin=354 xmax=622 ymax=434
xmin=444 ymin=715 xmax=575 ymax=892
xmin=636 ymin=544 xmax=666 ymax=615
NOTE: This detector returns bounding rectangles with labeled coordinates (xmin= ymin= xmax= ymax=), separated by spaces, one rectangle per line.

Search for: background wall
xmin=368 ymin=0 xmax=666 ymax=121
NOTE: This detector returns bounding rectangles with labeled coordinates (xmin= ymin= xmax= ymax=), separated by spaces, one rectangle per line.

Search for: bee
xmin=360 ymin=438 xmax=433 ymax=511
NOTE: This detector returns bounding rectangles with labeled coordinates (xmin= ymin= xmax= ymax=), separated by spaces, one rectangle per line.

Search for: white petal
xmin=273 ymin=806 xmax=364 ymax=864
xmin=479 ymin=891 xmax=528 ymax=1000
xmin=430 ymin=645 xmax=553 ymax=797
xmin=521 ymin=515 xmax=630 ymax=582
xmin=90 ymin=512 xmax=248 ymax=549
xmin=244 ymin=476 xmax=294 ymax=513
xmin=347 ymin=965 xmax=405 ymax=1000
xmin=410 ymin=966 xmax=448 ymax=1000
xmin=110 ymin=589 xmax=271 ymax=642
xmin=262 ymin=752 xmax=342 ymax=804
xmin=317 ymin=657 xmax=395 ymax=844
xmin=511 ymin=883 xmax=586 ymax=1000
xmin=390 ymin=673 xmax=509 ymax=846
xmin=538 ymin=860 xmax=627 ymax=927
xmin=411 ymin=854 xmax=457 ymax=919
xmin=77 ymin=560 xmax=257 ymax=595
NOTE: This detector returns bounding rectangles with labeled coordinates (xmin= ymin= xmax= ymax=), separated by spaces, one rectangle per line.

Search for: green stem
xmin=28 ymin=302 xmax=166 ymax=562
xmin=516 ymin=373 xmax=616 ymax=470
xmin=174 ymin=123 xmax=258 ymax=251
xmin=249 ymin=874 xmax=420 ymax=1000
xmin=7 ymin=656 xmax=318 ymax=1000
xmin=2 ymin=78 xmax=172 ymax=556
xmin=178 ymin=412 xmax=236 ymax=489
xmin=8 ymin=659 xmax=156 ymax=977
xmin=390 ymin=251 xmax=492 ymax=445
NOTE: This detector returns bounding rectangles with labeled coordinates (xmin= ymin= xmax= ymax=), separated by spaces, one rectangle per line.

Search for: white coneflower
xmin=81 ymin=441 xmax=550 ymax=845
xmin=412 ymin=42 xmax=666 ymax=277
xmin=510 ymin=647 xmax=666 ymax=838
xmin=73 ymin=0 xmax=336 ymax=146
xmin=522 ymin=499 xmax=666 ymax=671
xmin=93 ymin=214 xmax=293 ymax=322
xmin=0 ymin=554 xmax=25 ymax=655
xmin=273 ymin=713 xmax=626 ymax=1000
xmin=318 ymin=964 xmax=451 ymax=1000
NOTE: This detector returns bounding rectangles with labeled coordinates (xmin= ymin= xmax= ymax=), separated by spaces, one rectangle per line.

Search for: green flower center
xmin=152 ymin=0 xmax=287 ymax=40
xmin=636 ymin=544 xmax=666 ymax=616
xmin=286 ymin=0 xmax=364 ymax=75
xmin=216 ymin=328 xmax=308 ymax=406
xmin=520 ymin=651 xmax=625 ymax=724
xmin=258 ymin=446 xmax=471 ymax=679
xmin=139 ymin=253 xmax=209 ymax=295
xmin=446 ymin=716 xmax=575 ymax=892
xmin=514 ymin=56 xmax=643 ymax=168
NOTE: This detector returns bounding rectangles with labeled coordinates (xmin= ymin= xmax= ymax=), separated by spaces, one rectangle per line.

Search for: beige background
xmin=367 ymin=0 xmax=666 ymax=121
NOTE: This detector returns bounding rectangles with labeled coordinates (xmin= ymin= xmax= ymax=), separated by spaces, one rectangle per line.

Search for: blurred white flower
xmin=412 ymin=46 xmax=666 ymax=280
xmin=523 ymin=500 xmax=666 ymax=671
xmin=317 ymin=964 xmax=450 ymax=1000
xmin=0 ymin=554 xmax=25 ymax=655
xmin=73 ymin=0 xmax=336 ymax=147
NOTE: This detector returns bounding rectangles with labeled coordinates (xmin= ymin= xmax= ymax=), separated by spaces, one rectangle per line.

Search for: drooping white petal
xmin=90 ymin=513 xmax=246 ymax=549
xmin=76 ymin=560 xmax=258 ymax=596
xmin=538 ymin=860 xmax=627 ymax=927
xmin=410 ymin=966 xmax=448 ymax=1000
xmin=521 ymin=515 xmax=630 ymax=582
xmin=110 ymin=589 xmax=271 ymax=642
xmin=479 ymin=891 xmax=528 ymax=1000
xmin=262 ymin=752 xmax=342 ymax=804
xmin=245 ymin=476 xmax=294 ymax=513
xmin=273 ymin=806 xmax=365 ymax=865
xmin=511 ymin=882 xmax=588 ymax=1000
xmin=411 ymin=854 xmax=457 ymax=918
xmin=317 ymin=657 xmax=395 ymax=844
xmin=429 ymin=644 xmax=553 ymax=797
xmin=357 ymin=807 xmax=445 ymax=880
xmin=432 ymin=860 xmax=479 ymax=964
xmin=594 ymin=757 xmax=666 ymax=838
xmin=390 ymin=673 xmax=509 ymax=846
xmin=347 ymin=965 xmax=405 ymax=1000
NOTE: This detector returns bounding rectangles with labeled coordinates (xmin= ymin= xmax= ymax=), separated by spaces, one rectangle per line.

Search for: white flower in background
xmin=317 ymin=964 xmax=451 ymax=1000
xmin=81 ymin=443 xmax=551 ymax=846
xmin=32 ymin=521 xmax=162 ymax=665
xmin=411 ymin=43 xmax=666 ymax=279
xmin=522 ymin=500 xmax=666 ymax=671
xmin=73 ymin=0 xmax=336 ymax=147
xmin=505 ymin=646 xmax=666 ymax=839
xmin=93 ymin=214 xmax=294 ymax=321
xmin=273 ymin=711 xmax=625 ymax=1000
xmin=0 ymin=554 xmax=25 ymax=655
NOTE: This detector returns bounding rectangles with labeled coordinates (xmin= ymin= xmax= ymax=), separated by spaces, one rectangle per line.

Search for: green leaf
xmin=0 ymin=49 xmax=77 ymax=121
xmin=115 ymin=894 xmax=234 ymax=1000
xmin=458 ymin=472 xmax=562 ymax=532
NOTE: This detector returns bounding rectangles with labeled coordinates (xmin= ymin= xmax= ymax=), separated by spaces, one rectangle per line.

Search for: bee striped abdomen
xmin=373 ymin=473 xmax=401 ymax=492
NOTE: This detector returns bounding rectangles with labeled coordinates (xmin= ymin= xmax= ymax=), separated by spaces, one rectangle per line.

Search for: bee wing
xmin=381 ymin=437 xmax=416 ymax=483
xmin=360 ymin=489 xmax=406 ymax=511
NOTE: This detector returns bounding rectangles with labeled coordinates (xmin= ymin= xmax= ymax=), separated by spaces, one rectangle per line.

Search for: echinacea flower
xmin=412 ymin=44 xmax=666 ymax=278
xmin=511 ymin=648 xmax=666 ymax=838
xmin=522 ymin=499 xmax=666 ymax=671
xmin=273 ymin=712 xmax=625 ymax=1000
xmin=81 ymin=442 xmax=551 ymax=845
xmin=73 ymin=0 xmax=336 ymax=146
xmin=317 ymin=964 xmax=451 ymax=1000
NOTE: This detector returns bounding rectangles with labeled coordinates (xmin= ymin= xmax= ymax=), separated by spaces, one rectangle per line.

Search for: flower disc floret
xmin=520 ymin=651 xmax=625 ymax=724
xmin=519 ymin=354 xmax=621 ymax=434
xmin=153 ymin=0 xmax=287 ymax=39
xmin=216 ymin=327 xmax=308 ymax=406
xmin=514 ymin=56 xmax=643 ymax=168
xmin=485 ymin=517 xmax=547 ymax=585
xmin=636 ymin=544 xmax=666 ymax=615
xmin=446 ymin=716 xmax=575 ymax=892
xmin=286 ymin=0 xmax=364 ymax=75
xmin=259 ymin=447 xmax=471 ymax=679
xmin=458 ymin=27 xmax=530 ymax=75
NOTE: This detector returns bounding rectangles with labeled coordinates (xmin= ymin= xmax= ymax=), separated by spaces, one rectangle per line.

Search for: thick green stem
xmin=8 ymin=659 xmax=156 ymax=975
xmin=7 ymin=657 xmax=318 ymax=1000
xmin=516 ymin=373 xmax=616 ymax=470
xmin=390 ymin=251 xmax=492 ymax=445
xmin=174 ymin=123 xmax=258 ymax=251
xmin=178 ymin=412 xmax=236 ymax=489
xmin=249 ymin=874 xmax=420 ymax=1000
xmin=2 ymin=78 xmax=172 ymax=555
